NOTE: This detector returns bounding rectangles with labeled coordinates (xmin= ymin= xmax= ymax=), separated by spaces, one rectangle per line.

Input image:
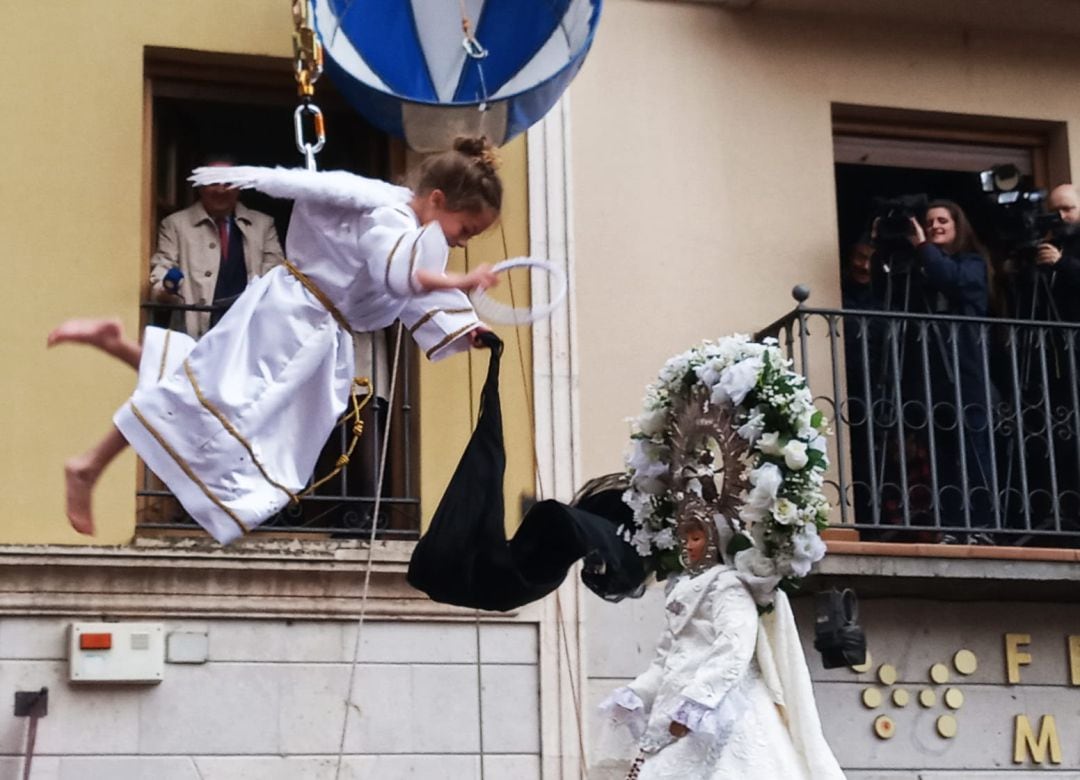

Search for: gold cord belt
xmin=283 ymin=259 xmax=352 ymax=334
xmin=280 ymin=261 xmax=372 ymax=502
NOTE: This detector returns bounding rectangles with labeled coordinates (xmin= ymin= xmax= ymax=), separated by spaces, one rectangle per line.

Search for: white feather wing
xmin=188 ymin=166 xmax=412 ymax=210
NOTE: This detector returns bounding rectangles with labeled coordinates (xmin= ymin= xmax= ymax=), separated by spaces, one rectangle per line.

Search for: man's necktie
xmin=218 ymin=218 xmax=230 ymax=262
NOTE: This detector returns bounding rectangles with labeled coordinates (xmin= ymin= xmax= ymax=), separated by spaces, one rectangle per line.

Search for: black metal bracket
xmin=14 ymin=688 xmax=47 ymax=718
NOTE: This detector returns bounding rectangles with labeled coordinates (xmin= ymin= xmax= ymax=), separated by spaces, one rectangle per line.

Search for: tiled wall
xmin=0 ymin=618 xmax=540 ymax=780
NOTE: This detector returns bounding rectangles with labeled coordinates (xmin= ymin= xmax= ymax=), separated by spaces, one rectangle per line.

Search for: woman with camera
xmin=907 ymin=200 xmax=997 ymax=542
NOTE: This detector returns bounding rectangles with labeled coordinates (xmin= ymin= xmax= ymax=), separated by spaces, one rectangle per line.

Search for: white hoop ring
xmin=469 ymin=257 xmax=567 ymax=325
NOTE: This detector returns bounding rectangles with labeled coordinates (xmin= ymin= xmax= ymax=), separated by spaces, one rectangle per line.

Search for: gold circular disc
xmin=954 ymin=649 xmax=978 ymax=675
xmin=878 ymin=664 xmax=898 ymax=686
xmin=930 ymin=663 xmax=950 ymax=684
xmin=892 ymin=688 xmax=910 ymax=707
xmin=919 ymin=689 xmax=937 ymax=708
xmin=851 ymin=650 xmax=873 ymax=674
xmin=874 ymin=715 xmax=896 ymax=740
xmin=937 ymin=714 xmax=958 ymax=738
xmin=862 ymin=688 xmax=883 ymax=709
xmin=944 ymin=688 xmax=964 ymax=709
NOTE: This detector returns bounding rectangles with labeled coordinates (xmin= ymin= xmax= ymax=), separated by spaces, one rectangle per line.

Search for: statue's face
xmin=684 ymin=527 xmax=708 ymax=564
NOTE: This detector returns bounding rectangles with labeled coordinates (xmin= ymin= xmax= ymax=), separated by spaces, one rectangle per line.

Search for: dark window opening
xmin=138 ymin=48 xmax=420 ymax=539
xmin=827 ymin=111 xmax=1080 ymax=547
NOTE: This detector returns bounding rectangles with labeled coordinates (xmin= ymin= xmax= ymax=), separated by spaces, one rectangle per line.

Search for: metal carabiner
xmin=462 ymin=35 xmax=488 ymax=60
xmin=293 ymin=102 xmax=326 ymax=171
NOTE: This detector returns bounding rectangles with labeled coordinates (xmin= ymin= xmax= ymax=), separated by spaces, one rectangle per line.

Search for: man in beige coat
xmin=149 ymin=160 xmax=285 ymax=338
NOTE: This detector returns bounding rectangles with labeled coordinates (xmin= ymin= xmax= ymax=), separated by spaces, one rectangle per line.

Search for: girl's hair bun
xmin=453 ymin=135 xmax=500 ymax=173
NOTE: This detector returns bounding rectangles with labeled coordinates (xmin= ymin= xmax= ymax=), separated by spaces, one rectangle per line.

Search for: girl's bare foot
xmin=47 ymin=318 xmax=123 ymax=350
xmin=63 ymin=455 xmax=97 ymax=535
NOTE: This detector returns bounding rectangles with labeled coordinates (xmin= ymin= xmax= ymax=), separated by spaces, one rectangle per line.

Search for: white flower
xmin=736 ymin=410 xmax=765 ymax=445
xmin=637 ymin=407 xmax=668 ymax=437
xmin=791 ymin=524 xmax=827 ymax=574
xmin=718 ymin=356 xmax=763 ymax=406
xmin=748 ymin=463 xmax=783 ymax=506
xmin=696 ymin=359 xmax=724 ymax=389
xmin=773 ymin=498 xmax=799 ymax=526
xmin=627 ymin=440 xmax=668 ymax=479
xmin=734 ymin=547 xmax=777 ymax=578
xmin=808 ymin=434 xmax=827 ymax=453
xmin=757 ymin=431 xmax=784 ymax=456
xmin=631 ymin=528 xmax=654 ymax=557
xmin=653 ymin=527 xmax=677 ymax=550
xmin=633 ymin=476 xmax=666 ymax=495
xmin=782 ymin=440 xmax=809 ymax=470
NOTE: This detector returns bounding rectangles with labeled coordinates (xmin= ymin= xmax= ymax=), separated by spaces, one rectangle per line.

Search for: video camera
xmin=871 ymin=194 xmax=928 ymax=247
xmin=980 ymin=164 xmax=1066 ymax=256
xmin=869 ymin=194 xmax=928 ymax=279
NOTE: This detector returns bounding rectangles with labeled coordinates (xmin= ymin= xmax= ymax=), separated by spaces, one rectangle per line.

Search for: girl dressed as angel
xmin=48 ymin=137 xmax=502 ymax=543
xmin=601 ymin=511 xmax=846 ymax=780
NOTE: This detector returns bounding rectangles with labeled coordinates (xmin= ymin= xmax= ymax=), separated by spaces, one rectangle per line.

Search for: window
xmin=137 ymin=48 xmax=420 ymax=538
xmin=827 ymin=105 xmax=1080 ymax=546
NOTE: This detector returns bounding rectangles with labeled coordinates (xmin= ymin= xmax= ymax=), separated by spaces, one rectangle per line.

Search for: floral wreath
xmin=622 ymin=335 xmax=830 ymax=605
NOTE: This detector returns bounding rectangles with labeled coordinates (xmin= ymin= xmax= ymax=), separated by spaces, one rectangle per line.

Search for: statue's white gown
xmin=602 ymin=566 xmax=845 ymax=780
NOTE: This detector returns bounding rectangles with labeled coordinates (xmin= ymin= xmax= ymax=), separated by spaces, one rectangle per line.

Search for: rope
xmin=461 ymin=245 xmax=488 ymax=780
xmin=499 ymin=224 xmax=588 ymax=778
xmin=333 ymin=322 xmax=405 ymax=780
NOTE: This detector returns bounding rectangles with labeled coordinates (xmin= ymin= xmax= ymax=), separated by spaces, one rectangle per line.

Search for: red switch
xmin=79 ymin=633 xmax=112 ymax=650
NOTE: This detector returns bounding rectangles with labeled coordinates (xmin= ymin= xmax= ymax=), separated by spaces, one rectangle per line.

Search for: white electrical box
xmin=68 ymin=622 xmax=165 ymax=684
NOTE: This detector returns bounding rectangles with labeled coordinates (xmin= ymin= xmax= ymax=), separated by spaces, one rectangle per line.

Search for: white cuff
xmin=598 ymin=687 xmax=648 ymax=740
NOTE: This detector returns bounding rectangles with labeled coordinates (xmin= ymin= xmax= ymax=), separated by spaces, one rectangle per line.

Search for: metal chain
xmin=292 ymin=0 xmax=326 ymax=170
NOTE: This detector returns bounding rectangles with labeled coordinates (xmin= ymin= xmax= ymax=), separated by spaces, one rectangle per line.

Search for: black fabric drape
xmin=406 ymin=333 xmax=646 ymax=612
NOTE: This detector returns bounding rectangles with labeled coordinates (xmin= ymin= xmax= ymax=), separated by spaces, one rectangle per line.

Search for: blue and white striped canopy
xmin=314 ymin=0 xmax=602 ymax=151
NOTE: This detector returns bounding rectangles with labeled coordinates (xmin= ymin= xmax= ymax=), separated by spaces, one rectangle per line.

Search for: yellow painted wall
xmin=571 ymin=0 xmax=1080 ymax=481
xmin=1 ymin=2 xmax=533 ymax=544
xmin=418 ymin=136 xmax=536 ymax=534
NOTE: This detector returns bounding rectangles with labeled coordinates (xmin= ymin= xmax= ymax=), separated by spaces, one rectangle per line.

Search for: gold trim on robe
xmin=128 ymin=401 xmax=249 ymax=536
xmin=183 ymin=360 xmax=298 ymax=502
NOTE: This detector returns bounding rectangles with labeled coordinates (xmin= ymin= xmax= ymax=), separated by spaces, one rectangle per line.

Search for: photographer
xmin=871 ymin=201 xmax=996 ymax=541
xmin=912 ymin=201 xmax=996 ymax=540
xmin=840 ymin=236 xmax=883 ymax=528
xmin=1034 ymin=184 xmax=1080 ymax=321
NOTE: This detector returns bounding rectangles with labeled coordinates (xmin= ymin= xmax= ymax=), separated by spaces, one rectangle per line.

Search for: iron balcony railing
xmin=758 ymin=287 xmax=1080 ymax=547
xmin=136 ymin=300 xmax=420 ymax=539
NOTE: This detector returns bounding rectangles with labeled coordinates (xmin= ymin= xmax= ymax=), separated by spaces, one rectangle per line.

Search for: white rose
xmin=808 ymin=434 xmax=827 ymax=453
xmin=696 ymin=359 xmax=724 ymax=389
xmin=782 ymin=440 xmax=809 ymax=470
xmin=772 ymin=498 xmax=799 ymax=525
xmin=791 ymin=525 xmax=827 ymax=571
xmin=757 ymin=431 xmax=784 ymax=456
xmin=627 ymin=440 xmax=668 ymax=478
xmin=637 ymin=407 xmax=668 ymax=437
xmin=734 ymin=547 xmax=777 ymax=579
xmin=748 ymin=463 xmax=783 ymax=504
xmin=718 ymin=356 xmax=763 ymax=406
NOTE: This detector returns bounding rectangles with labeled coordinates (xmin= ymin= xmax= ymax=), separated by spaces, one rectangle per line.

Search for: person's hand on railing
xmin=154 ymin=267 xmax=185 ymax=304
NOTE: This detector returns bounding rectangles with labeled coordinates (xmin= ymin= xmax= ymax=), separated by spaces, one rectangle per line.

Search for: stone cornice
xmin=0 ymin=538 xmax=519 ymax=620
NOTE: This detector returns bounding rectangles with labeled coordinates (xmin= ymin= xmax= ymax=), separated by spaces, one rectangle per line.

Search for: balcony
xmin=759 ymin=288 xmax=1080 ymax=552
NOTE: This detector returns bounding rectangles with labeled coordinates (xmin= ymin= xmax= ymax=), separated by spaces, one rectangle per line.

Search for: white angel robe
xmin=114 ymin=170 xmax=482 ymax=544
xmin=601 ymin=566 xmax=845 ymax=780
